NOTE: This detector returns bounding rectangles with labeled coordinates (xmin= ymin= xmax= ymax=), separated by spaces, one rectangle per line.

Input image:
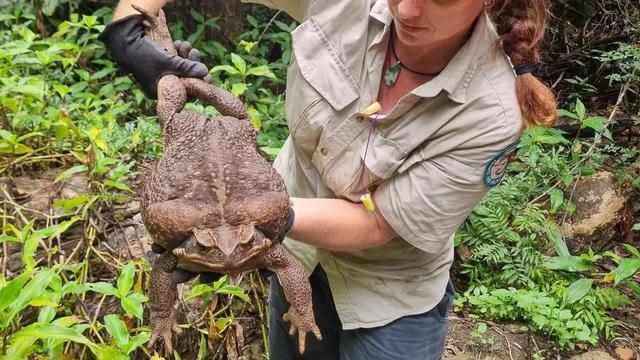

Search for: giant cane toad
xmin=132 ymin=5 xmax=321 ymax=355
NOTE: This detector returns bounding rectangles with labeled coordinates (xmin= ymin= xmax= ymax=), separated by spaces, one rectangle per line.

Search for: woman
xmin=100 ymin=0 xmax=556 ymax=358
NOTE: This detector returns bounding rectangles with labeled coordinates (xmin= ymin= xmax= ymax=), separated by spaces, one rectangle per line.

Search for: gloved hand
xmin=98 ymin=14 xmax=210 ymax=99
xmin=151 ymin=243 xmax=224 ymax=284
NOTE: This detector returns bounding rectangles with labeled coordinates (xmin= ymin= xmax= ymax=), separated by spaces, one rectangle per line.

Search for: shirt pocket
xmin=287 ymin=16 xmax=360 ymax=155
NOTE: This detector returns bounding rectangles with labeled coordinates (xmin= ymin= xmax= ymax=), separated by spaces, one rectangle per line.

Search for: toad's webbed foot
xmin=283 ymin=304 xmax=322 ymax=354
xmin=149 ymin=307 xmax=180 ymax=356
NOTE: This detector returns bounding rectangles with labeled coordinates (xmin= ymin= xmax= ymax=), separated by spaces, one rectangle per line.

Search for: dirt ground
xmin=443 ymin=315 xmax=640 ymax=360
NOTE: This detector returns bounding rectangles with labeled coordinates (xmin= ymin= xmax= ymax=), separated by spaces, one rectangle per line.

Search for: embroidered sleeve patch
xmin=483 ymin=141 xmax=519 ymax=187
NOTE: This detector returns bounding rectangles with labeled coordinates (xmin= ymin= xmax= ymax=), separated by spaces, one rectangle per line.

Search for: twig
xmin=487 ymin=322 xmax=514 ymax=360
xmin=255 ymin=11 xmax=282 ymax=46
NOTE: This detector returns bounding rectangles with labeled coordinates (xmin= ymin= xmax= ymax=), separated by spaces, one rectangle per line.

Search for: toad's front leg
xmin=261 ymin=244 xmax=321 ymax=354
xmin=149 ymin=252 xmax=179 ymax=356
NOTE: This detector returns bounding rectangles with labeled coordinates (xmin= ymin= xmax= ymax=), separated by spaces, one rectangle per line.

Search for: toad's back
xmin=144 ymin=112 xmax=286 ymax=222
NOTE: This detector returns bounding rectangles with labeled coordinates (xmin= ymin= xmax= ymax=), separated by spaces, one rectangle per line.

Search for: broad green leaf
xmin=614 ymin=258 xmax=640 ymax=286
xmin=89 ymin=282 xmax=119 ymax=297
xmin=247 ymin=107 xmax=261 ymax=129
xmin=545 ymin=256 xmax=592 ymax=272
xmin=29 ymin=291 xmax=60 ymax=307
xmin=104 ymin=179 xmax=132 ymax=192
xmin=623 ymin=244 xmax=640 ymax=258
xmin=82 ymin=15 xmax=97 ymax=28
xmin=122 ymin=332 xmax=150 ymax=354
xmin=62 ymin=282 xmax=91 ymax=295
xmin=117 ymin=262 xmax=135 ymax=296
xmin=549 ymin=188 xmax=564 ymax=214
xmin=121 ymin=294 xmax=144 ymax=320
xmin=91 ymin=67 xmax=114 ymax=80
xmin=230 ymin=53 xmax=247 ymax=74
xmin=197 ymin=334 xmax=207 ymax=360
xmin=246 ymin=65 xmax=276 ymax=79
xmin=210 ymin=65 xmax=239 ymax=75
xmin=37 ymin=306 xmax=57 ymax=324
xmin=231 ymin=82 xmax=247 ymax=97
xmin=54 ymin=123 xmax=69 ymax=140
xmin=18 ymin=27 xmax=37 ymax=42
xmin=557 ymin=109 xmax=579 ymax=120
xmin=240 ymin=40 xmax=257 ymax=53
xmin=54 ymin=165 xmax=88 ymax=182
xmin=562 ymin=174 xmax=575 ymax=186
xmin=581 ymin=116 xmax=607 ymax=132
xmin=2 ymin=269 xmax=56 ymax=328
xmin=190 ymin=9 xmax=204 ymax=22
xmin=53 ymin=83 xmax=70 ymax=97
xmin=11 ymin=84 xmax=44 ymax=100
xmin=566 ymin=278 xmax=593 ymax=303
xmin=575 ymin=99 xmax=586 ymax=119
xmin=6 ymin=323 xmax=98 ymax=358
xmin=53 ymin=194 xmax=92 ymax=212
xmin=260 ymin=146 xmax=281 ymax=157
xmin=0 ymin=143 xmax=32 ymax=154
xmin=31 ymin=217 xmax=80 ymax=240
xmin=216 ymin=284 xmax=250 ymax=302
xmin=632 ymin=223 xmax=640 ymax=232
xmin=0 ymin=271 xmax=32 ymax=312
xmin=104 ymin=314 xmax=129 ymax=347
xmin=186 ymin=284 xmax=214 ymax=300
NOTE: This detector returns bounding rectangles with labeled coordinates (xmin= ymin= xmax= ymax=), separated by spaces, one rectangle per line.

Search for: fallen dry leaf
xmin=614 ymin=346 xmax=634 ymax=360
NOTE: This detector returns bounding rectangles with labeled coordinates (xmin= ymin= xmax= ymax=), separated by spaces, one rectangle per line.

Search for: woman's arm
xmin=287 ymin=197 xmax=397 ymax=252
xmin=114 ymin=0 xmax=167 ymax=20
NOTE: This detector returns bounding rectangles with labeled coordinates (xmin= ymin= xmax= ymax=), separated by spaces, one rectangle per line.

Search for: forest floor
xmin=2 ymin=168 xmax=639 ymax=360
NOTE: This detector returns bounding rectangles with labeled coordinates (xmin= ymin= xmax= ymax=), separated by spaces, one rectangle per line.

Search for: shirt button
xmin=320 ymin=147 xmax=328 ymax=155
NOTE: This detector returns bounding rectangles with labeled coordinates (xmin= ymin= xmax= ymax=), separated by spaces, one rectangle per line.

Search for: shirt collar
xmin=369 ymin=2 xmax=500 ymax=104
xmin=417 ymin=12 xmax=499 ymax=103
xmin=370 ymin=0 xmax=392 ymax=25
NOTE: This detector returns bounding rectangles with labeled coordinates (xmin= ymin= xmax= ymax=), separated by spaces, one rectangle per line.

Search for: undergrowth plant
xmin=1 ymin=4 xmax=286 ymax=359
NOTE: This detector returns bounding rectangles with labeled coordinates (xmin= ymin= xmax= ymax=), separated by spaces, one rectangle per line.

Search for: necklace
xmin=383 ymin=25 xmax=443 ymax=87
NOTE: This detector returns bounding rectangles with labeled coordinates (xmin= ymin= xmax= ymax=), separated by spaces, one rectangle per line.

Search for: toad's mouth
xmin=172 ymin=238 xmax=272 ymax=271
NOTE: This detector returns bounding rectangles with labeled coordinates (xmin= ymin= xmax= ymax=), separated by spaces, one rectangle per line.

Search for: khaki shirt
xmin=244 ymin=0 xmax=523 ymax=329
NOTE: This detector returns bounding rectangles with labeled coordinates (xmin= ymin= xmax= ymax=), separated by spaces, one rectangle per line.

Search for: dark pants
xmin=268 ymin=266 xmax=454 ymax=360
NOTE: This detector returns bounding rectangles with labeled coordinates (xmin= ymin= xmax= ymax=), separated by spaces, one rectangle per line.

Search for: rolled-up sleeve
xmin=240 ymin=0 xmax=306 ymax=21
xmin=374 ymin=155 xmax=488 ymax=253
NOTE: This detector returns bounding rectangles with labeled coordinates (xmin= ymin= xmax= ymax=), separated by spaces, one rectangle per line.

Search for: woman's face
xmin=387 ymin=0 xmax=484 ymax=47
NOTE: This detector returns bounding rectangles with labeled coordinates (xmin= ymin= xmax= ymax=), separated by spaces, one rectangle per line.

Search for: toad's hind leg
xmin=261 ymin=244 xmax=321 ymax=354
xmin=181 ymin=78 xmax=248 ymax=120
xmin=156 ymin=75 xmax=187 ymax=130
xmin=149 ymin=252 xmax=180 ymax=356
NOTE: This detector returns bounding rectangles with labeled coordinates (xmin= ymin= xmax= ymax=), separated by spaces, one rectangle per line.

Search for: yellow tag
xmin=360 ymin=193 xmax=375 ymax=212
xmin=359 ymin=102 xmax=382 ymax=117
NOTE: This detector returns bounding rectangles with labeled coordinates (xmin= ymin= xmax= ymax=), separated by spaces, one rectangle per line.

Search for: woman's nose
xmin=397 ymin=0 xmax=423 ymax=19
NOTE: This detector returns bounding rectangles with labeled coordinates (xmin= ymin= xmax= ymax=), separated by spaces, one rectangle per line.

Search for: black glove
xmin=151 ymin=243 xmax=223 ymax=284
xmin=98 ymin=14 xmax=209 ymax=99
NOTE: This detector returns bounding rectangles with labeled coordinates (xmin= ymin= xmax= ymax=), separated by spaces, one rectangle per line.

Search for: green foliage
xmin=457 ymin=284 xmax=631 ymax=348
xmin=455 ymin=98 xmax=640 ymax=348
xmin=596 ymin=43 xmax=640 ymax=88
xmin=0 ymin=5 xmax=267 ymax=358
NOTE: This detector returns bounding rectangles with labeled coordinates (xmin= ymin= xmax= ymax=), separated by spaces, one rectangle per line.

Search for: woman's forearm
xmin=113 ymin=0 xmax=168 ymax=20
xmin=287 ymin=197 xmax=397 ymax=252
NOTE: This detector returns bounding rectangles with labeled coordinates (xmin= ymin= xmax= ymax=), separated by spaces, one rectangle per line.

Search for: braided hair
xmin=488 ymin=0 xmax=557 ymax=128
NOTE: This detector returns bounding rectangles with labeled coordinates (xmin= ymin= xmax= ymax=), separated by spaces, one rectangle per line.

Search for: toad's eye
xmin=197 ymin=242 xmax=207 ymax=251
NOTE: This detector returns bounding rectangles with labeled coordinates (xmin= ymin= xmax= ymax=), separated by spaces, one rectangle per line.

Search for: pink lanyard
xmin=357 ymin=101 xmax=389 ymax=212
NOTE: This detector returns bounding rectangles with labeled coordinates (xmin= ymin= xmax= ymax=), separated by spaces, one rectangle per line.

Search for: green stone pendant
xmin=384 ymin=61 xmax=401 ymax=86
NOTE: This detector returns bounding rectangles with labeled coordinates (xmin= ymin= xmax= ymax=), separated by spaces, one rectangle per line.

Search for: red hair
xmin=488 ymin=0 xmax=557 ymax=128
